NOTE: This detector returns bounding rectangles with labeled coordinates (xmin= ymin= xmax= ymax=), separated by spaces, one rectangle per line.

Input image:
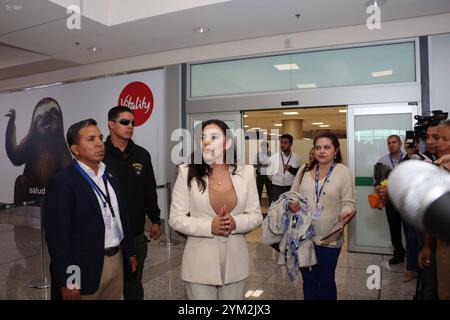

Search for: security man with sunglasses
xmin=104 ymin=106 xmax=161 ymax=300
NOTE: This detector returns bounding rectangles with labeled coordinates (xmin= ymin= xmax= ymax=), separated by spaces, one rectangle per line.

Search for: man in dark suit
xmin=44 ymin=118 xmax=137 ymax=300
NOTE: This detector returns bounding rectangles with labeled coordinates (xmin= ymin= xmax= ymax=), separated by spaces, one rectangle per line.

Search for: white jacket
xmin=169 ymin=164 xmax=263 ymax=285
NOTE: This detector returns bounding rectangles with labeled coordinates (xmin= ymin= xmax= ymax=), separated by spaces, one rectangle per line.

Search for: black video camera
xmin=407 ymin=110 xmax=448 ymax=148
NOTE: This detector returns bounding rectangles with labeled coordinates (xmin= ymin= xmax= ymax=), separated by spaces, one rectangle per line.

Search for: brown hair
xmin=297 ymin=131 xmax=342 ymax=183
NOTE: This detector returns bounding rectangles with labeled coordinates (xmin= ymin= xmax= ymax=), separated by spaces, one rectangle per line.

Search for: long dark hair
xmin=187 ymin=119 xmax=237 ymax=192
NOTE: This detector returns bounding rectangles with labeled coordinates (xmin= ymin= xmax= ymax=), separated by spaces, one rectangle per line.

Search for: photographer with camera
xmin=399 ymin=135 xmax=433 ymax=283
xmin=417 ymin=119 xmax=450 ymax=300
xmin=414 ymin=110 xmax=447 ymax=159
xmin=407 ymin=111 xmax=448 ymax=299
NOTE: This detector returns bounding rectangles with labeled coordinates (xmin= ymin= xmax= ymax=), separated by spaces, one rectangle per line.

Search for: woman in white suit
xmin=169 ymin=119 xmax=262 ymax=300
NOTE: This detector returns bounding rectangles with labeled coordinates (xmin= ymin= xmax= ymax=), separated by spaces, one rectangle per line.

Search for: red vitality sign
xmin=118 ymin=81 xmax=154 ymax=126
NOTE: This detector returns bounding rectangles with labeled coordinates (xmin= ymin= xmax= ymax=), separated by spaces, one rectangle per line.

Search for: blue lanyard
xmin=315 ymin=162 xmax=336 ymax=206
xmin=72 ymin=160 xmax=115 ymax=217
xmin=389 ymin=152 xmax=403 ymax=168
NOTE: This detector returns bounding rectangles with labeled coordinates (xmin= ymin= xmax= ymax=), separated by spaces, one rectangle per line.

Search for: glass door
xmin=347 ymin=103 xmax=418 ymax=254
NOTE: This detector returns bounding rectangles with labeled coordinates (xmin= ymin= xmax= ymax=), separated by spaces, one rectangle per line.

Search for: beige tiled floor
xmin=0 ymin=205 xmax=416 ymax=300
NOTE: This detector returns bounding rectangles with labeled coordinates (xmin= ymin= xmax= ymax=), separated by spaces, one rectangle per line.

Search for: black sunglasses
xmin=115 ymin=119 xmax=136 ymax=127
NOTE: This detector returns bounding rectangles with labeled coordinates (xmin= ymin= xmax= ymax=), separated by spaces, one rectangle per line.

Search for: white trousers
xmin=185 ymin=279 xmax=246 ymax=300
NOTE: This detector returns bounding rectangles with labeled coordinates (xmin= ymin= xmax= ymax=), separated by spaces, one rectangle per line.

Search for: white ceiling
xmin=0 ymin=43 xmax=49 ymax=68
xmin=1 ymin=0 xmax=450 ymax=81
xmin=49 ymin=0 xmax=233 ymax=26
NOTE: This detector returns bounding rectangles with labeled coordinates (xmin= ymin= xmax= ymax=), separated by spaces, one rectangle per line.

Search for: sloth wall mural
xmin=4 ymin=97 xmax=72 ymax=205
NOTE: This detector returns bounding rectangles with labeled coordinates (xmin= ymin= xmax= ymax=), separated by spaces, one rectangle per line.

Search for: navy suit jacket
xmin=43 ymin=160 xmax=136 ymax=296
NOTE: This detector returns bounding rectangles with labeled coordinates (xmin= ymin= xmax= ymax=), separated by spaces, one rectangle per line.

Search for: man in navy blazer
xmin=44 ymin=118 xmax=137 ymax=300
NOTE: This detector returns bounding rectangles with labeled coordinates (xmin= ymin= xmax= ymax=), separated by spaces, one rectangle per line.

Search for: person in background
xmin=401 ymin=137 xmax=432 ymax=282
xmin=254 ymin=141 xmax=272 ymax=204
xmin=169 ymin=119 xmax=262 ymax=300
xmin=424 ymin=125 xmax=440 ymax=161
xmin=374 ymin=135 xmax=407 ymax=265
xmin=418 ymin=120 xmax=450 ymax=300
xmin=289 ymin=131 xmax=356 ymax=300
xmin=267 ymin=134 xmax=301 ymax=203
xmin=103 ymin=106 xmax=161 ymax=300
xmin=415 ymin=123 xmax=440 ymax=299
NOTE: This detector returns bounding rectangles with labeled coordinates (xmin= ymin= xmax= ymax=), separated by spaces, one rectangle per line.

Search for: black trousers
xmin=271 ymin=185 xmax=291 ymax=204
xmin=123 ymin=233 xmax=148 ymax=300
xmin=50 ymin=263 xmax=62 ymax=300
xmin=416 ymin=240 xmax=439 ymax=300
xmin=256 ymin=174 xmax=273 ymax=204
xmin=385 ymin=197 xmax=406 ymax=257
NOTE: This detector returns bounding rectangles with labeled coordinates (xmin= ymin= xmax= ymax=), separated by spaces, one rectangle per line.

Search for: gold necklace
xmin=211 ymin=167 xmax=228 ymax=185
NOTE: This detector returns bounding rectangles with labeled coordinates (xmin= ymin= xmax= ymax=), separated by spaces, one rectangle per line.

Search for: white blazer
xmin=169 ymin=164 xmax=263 ymax=285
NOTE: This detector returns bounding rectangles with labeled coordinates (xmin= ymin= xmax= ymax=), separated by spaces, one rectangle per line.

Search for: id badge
xmin=104 ymin=213 xmax=112 ymax=230
xmin=112 ymin=220 xmax=124 ymax=240
xmin=312 ymin=207 xmax=322 ymax=220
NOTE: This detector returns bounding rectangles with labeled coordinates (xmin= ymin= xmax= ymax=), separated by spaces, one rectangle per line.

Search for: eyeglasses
xmin=115 ymin=119 xmax=136 ymax=127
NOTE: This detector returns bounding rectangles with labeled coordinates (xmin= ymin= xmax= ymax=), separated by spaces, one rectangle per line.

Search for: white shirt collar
xmin=76 ymin=159 xmax=106 ymax=178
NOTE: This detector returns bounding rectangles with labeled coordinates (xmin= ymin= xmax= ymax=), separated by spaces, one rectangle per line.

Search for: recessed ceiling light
xmin=243 ymin=115 xmax=248 ymax=118
xmin=193 ymin=26 xmax=210 ymax=33
xmin=87 ymin=46 xmax=101 ymax=53
xmin=274 ymin=123 xmax=283 ymax=127
xmin=283 ymin=111 xmax=299 ymax=115
xmin=372 ymin=70 xmax=393 ymax=77
xmin=296 ymin=83 xmax=317 ymax=89
xmin=319 ymin=124 xmax=330 ymax=128
xmin=312 ymin=122 xmax=324 ymax=125
xmin=244 ymin=125 xmax=249 ymax=128
xmin=339 ymin=109 xmax=347 ymax=113
xmin=274 ymin=64 xmax=299 ymax=71
xmin=251 ymin=127 xmax=261 ymax=130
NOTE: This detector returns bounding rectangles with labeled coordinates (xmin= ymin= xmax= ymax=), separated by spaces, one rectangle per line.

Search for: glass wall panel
xmin=290 ymin=42 xmax=416 ymax=89
xmin=191 ymin=42 xmax=416 ymax=97
xmin=191 ymin=55 xmax=291 ymax=97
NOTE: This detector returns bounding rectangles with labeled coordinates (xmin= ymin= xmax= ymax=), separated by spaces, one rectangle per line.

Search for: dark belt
xmin=104 ymin=246 xmax=120 ymax=257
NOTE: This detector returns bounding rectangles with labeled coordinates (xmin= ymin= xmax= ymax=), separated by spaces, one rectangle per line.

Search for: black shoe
xmin=389 ymin=255 xmax=405 ymax=265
